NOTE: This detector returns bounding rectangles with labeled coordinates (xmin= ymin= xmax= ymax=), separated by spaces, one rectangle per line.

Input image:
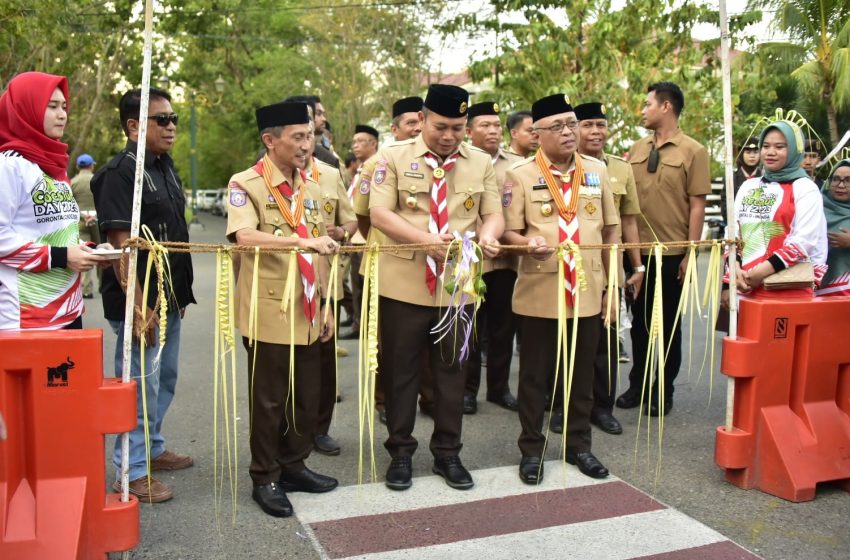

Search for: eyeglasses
xmin=148 ymin=113 xmax=179 ymax=127
xmin=535 ymin=120 xmax=578 ymax=134
xmin=831 ymin=176 xmax=850 ymax=187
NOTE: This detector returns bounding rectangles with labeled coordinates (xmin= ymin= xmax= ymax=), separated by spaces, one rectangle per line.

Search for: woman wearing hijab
xmin=0 ymin=71 xmax=106 ymax=330
xmin=817 ymin=159 xmax=850 ymax=296
xmin=722 ymin=120 xmax=828 ymax=302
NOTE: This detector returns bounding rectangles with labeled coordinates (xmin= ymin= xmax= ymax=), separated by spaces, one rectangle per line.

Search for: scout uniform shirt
xmin=226 ymin=164 xmax=327 ymax=346
xmin=629 ymin=129 xmax=711 ymax=255
xmin=485 ymin=147 xmax=522 ymax=273
xmin=604 ymin=152 xmax=641 ymax=281
xmin=504 ymin=154 xmax=619 ymax=320
xmin=367 ymin=135 xmax=502 ymax=307
xmin=307 ymin=157 xmax=356 ymax=300
xmin=352 ymin=152 xmax=388 ymax=276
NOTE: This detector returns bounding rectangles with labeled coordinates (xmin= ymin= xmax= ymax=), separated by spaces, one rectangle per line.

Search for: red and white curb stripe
xmin=290 ymin=462 xmax=760 ymax=560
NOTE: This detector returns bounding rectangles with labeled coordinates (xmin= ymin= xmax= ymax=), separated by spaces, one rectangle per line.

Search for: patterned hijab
xmin=0 ymin=72 xmax=70 ymax=181
xmin=757 ymin=120 xmax=809 ymax=183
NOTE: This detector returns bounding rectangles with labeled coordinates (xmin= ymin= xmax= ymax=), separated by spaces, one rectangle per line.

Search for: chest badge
xmin=463 ymin=196 xmax=475 ymax=211
xmin=274 ymin=228 xmax=284 ymax=237
xmin=432 ymin=167 xmax=445 ymax=179
xmin=323 ymin=200 xmax=334 ymax=214
xmin=541 ymin=202 xmax=553 ymax=217
xmin=585 ymin=201 xmax=597 ymax=215
xmin=311 ymin=224 xmax=321 ymax=238
xmin=405 ymin=194 xmax=417 ymax=209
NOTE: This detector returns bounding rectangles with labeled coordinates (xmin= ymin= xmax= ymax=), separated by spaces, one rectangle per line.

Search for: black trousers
xmin=592 ymin=320 xmax=618 ymax=414
xmin=464 ymin=269 xmax=517 ymax=399
xmin=627 ymin=254 xmax=684 ymax=397
xmin=518 ymin=315 xmax=600 ymax=457
xmin=379 ymin=297 xmax=468 ymax=458
xmin=243 ymin=337 xmax=321 ymax=485
xmin=316 ymin=334 xmax=336 ymax=436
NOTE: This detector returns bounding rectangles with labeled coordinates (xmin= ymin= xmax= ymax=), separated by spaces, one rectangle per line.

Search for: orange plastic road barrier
xmin=716 ymin=292 xmax=850 ymax=502
xmin=0 ymin=330 xmax=139 ymax=558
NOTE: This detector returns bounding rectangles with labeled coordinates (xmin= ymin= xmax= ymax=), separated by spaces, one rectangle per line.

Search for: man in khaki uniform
xmin=615 ymin=82 xmax=711 ymax=417
xmin=369 ymin=84 xmax=504 ymax=491
xmin=574 ymin=101 xmax=645 ymax=436
xmin=353 ymin=96 xmax=434 ymax=424
xmin=71 ymin=153 xmax=99 ymax=298
xmin=226 ymin=101 xmax=339 ymax=518
xmin=339 ymin=124 xmax=380 ymax=340
xmin=305 ymin=135 xmax=357 ymax=456
xmin=462 ymin=101 xmax=521 ymax=414
xmin=503 ymin=94 xmax=619 ymax=484
xmin=506 ymin=110 xmax=538 ymax=157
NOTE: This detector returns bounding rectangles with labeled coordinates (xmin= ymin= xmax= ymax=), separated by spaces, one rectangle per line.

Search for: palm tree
xmin=751 ymin=0 xmax=850 ymax=146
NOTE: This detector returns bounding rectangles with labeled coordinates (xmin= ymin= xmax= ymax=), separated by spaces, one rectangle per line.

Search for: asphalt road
xmin=94 ymin=213 xmax=848 ymax=560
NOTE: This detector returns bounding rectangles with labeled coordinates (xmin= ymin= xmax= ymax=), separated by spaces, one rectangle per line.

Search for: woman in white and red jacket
xmin=0 ymin=72 xmax=107 ymax=330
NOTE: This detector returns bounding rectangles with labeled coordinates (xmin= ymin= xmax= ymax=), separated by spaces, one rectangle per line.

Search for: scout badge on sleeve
xmin=502 ymin=181 xmax=513 ymax=208
xmin=228 ymin=182 xmax=247 ymax=207
xmin=373 ymin=160 xmax=387 ymax=184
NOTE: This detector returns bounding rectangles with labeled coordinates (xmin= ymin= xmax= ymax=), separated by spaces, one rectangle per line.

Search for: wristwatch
xmin=633 ymin=265 xmax=646 ymax=273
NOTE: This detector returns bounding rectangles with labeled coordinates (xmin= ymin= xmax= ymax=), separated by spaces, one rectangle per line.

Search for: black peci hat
xmin=804 ymin=139 xmax=822 ymax=154
xmin=424 ymin=84 xmax=469 ymax=118
xmin=532 ymin=94 xmax=573 ymax=123
xmin=354 ymin=124 xmax=379 ymax=140
xmin=467 ymin=101 xmax=501 ymax=121
xmin=256 ymin=102 xmax=309 ymax=132
xmin=392 ymin=96 xmax=424 ymax=118
xmin=573 ymin=102 xmax=606 ymax=121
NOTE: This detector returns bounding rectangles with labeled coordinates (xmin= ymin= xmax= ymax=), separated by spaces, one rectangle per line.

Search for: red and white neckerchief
xmin=256 ymin=156 xmax=317 ymax=322
xmin=346 ymin=165 xmax=361 ymax=201
xmin=422 ymin=151 xmax=460 ymax=295
xmin=535 ymin=150 xmax=584 ymax=307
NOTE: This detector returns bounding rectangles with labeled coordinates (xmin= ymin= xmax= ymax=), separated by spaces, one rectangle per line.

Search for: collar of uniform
xmin=256 ymin=158 xmax=305 ymax=194
xmin=538 ymin=148 xmax=575 ymax=179
xmin=651 ymin=128 xmax=684 ymax=149
xmin=414 ymin=134 xmax=469 ymax=160
xmin=125 ymin=140 xmax=172 ymax=169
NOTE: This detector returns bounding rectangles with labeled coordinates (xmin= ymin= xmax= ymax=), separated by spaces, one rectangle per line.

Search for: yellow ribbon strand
xmin=358 ymin=243 xmax=380 ymax=484
xmin=283 ymin=249 xmax=298 ymax=435
xmin=605 ymin=244 xmax=620 ymax=398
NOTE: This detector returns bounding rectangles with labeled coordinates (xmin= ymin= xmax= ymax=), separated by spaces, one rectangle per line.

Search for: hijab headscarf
xmin=821 ymin=159 xmax=850 ymax=286
xmin=757 ymin=120 xmax=809 ymax=183
xmin=0 ymin=71 xmax=70 ymax=182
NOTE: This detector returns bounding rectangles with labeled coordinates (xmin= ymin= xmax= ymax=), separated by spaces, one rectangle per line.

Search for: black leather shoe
xmin=644 ymin=395 xmax=673 ymax=417
xmin=314 ymin=434 xmax=341 ymax=456
xmin=550 ymin=410 xmax=564 ymax=434
xmin=433 ymin=456 xmax=474 ymax=490
xmin=279 ymin=468 xmax=338 ymax=493
xmin=566 ymin=451 xmax=609 ymax=479
xmin=339 ymin=316 xmax=354 ymax=328
xmin=338 ymin=328 xmax=359 ymax=340
xmin=615 ymin=387 xmax=645 ymax=409
xmin=487 ymin=392 xmax=519 ymax=411
xmin=252 ymin=482 xmax=293 ymax=517
xmin=385 ymin=456 xmax=412 ymax=490
xmin=378 ymin=408 xmax=387 ymax=424
xmin=519 ymin=456 xmax=543 ymax=485
xmin=463 ymin=394 xmax=477 ymax=415
xmin=590 ymin=411 xmax=623 ymax=435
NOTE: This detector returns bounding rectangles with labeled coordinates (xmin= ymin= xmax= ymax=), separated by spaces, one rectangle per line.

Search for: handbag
xmin=763 ymin=262 xmax=814 ymax=291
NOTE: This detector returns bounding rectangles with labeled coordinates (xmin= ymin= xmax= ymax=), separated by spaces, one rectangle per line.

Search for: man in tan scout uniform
xmin=506 ymin=110 xmax=538 ymax=157
xmin=369 ymin=84 xmax=504 ymax=491
xmin=615 ymin=82 xmax=710 ymax=417
xmin=353 ymin=96 xmax=435 ymax=424
xmin=226 ymin=101 xmax=339 ymax=518
xmin=574 ymin=101 xmax=645 ymax=437
xmin=462 ymin=101 xmax=521 ymax=414
xmin=339 ymin=124 xmax=380 ymax=340
xmin=305 ymin=131 xmax=357 ymax=457
xmin=502 ymin=94 xmax=619 ymax=484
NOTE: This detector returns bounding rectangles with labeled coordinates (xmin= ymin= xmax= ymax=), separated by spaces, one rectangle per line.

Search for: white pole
xmin=121 ymin=1 xmax=153 ymax=557
xmin=719 ymin=0 xmax=738 ymax=432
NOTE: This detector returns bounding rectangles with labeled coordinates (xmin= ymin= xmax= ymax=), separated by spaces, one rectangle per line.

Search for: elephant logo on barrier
xmin=47 ymin=357 xmax=75 ymax=387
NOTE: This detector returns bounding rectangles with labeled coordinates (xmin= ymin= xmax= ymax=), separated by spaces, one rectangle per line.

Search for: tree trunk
xmin=824 ymin=80 xmax=840 ymax=147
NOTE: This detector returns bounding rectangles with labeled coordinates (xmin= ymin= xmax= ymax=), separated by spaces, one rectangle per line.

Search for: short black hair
xmin=283 ymin=95 xmax=316 ymax=117
xmin=506 ymin=111 xmax=532 ymax=132
xmin=344 ymin=152 xmax=357 ymax=167
xmin=119 ymin=88 xmax=172 ymax=136
xmin=309 ymin=95 xmax=322 ymax=104
xmin=647 ymin=82 xmax=684 ymax=117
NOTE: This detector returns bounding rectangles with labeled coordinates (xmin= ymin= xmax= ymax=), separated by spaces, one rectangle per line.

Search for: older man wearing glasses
xmin=502 ymin=94 xmax=619 ymax=484
xmin=92 ymin=87 xmax=196 ymax=504
xmin=615 ymin=82 xmax=711 ymax=417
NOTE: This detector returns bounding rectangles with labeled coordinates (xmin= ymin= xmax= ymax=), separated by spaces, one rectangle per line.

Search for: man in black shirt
xmin=91 ymin=87 xmax=196 ymax=503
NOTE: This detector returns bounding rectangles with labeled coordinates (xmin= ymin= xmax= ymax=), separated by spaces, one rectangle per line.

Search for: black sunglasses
xmin=148 ymin=113 xmax=179 ymax=127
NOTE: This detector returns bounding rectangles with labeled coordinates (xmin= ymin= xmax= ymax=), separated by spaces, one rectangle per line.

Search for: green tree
xmin=752 ymin=0 xmax=850 ymax=145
